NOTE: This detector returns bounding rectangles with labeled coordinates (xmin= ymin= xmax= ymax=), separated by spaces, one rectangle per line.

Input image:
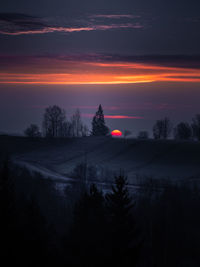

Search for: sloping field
xmin=7 ymin=135 xmax=200 ymax=183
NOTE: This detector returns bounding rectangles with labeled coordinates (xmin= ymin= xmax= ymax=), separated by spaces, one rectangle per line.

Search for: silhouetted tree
xmin=20 ymin=196 xmax=48 ymax=266
xmin=80 ymin=124 xmax=89 ymax=137
xmin=92 ymin=105 xmax=109 ymax=136
xmin=70 ymin=109 xmax=82 ymax=137
xmin=153 ymin=117 xmax=172 ymax=140
xmin=0 ymin=159 xmax=17 ymax=261
xmin=66 ymin=109 xmax=89 ymax=137
xmin=191 ymin=114 xmax=200 ymax=141
xmin=24 ymin=124 xmax=41 ymax=138
xmin=0 ymin=160 xmax=15 ymax=221
xmin=106 ymin=175 xmax=140 ymax=266
xmin=153 ymin=120 xmax=163 ymax=139
xmin=42 ymin=105 xmax=66 ymax=137
xmin=174 ymin=122 xmax=192 ymax=140
xmin=59 ymin=121 xmax=72 ymax=137
xmin=67 ymin=184 xmax=107 ymax=266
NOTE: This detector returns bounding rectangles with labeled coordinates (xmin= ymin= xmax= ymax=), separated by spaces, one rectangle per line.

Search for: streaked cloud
xmin=0 ymin=24 xmax=142 ymax=36
xmin=82 ymin=113 xmax=144 ymax=119
xmin=1 ymin=54 xmax=200 ymax=84
xmin=0 ymin=13 xmax=143 ymax=36
xmin=89 ymin=14 xmax=140 ymax=19
xmin=105 ymin=115 xmax=143 ymax=119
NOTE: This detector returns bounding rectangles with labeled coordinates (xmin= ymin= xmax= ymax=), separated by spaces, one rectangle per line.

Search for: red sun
xmin=111 ymin=130 xmax=122 ymax=137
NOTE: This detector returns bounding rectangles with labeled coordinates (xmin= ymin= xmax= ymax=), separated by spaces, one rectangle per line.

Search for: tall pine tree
xmin=106 ymin=175 xmax=141 ymax=267
xmin=67 ymin=184 xmax=107 ymax=267
xmin=0 ymin=159 xmax=18 ymax=262
xmin=92 ymin=105 xmax=109 ymax=136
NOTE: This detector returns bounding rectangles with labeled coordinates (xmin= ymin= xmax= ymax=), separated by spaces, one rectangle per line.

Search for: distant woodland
xmin=24 ymin=104 xmax=200 ymax=141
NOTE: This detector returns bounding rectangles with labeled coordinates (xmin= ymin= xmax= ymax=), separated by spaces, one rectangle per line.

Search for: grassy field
xmin=2 ymin=135 xmax=200 ymax=184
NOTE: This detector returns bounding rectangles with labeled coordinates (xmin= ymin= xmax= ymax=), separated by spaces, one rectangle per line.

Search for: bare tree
xmin=162 ymin=117 xmax=172 ymax=139
xmin=153 ymin=117 xmax=172 ymax=140
xmin=81 ymin=124 xmax=89 ymax=137
xmin=191 ymin=114 xmax=200 ymax=141
xmin=42 ymin=105 xmax=66 ymax=137
xmin=59 ymin=121 xmax=72 ymax=137
xmin=153 ymin=120 xmax=163 ymax=140
xmin=24 ymin=124 xmax=41 ymax=138
xmin=174 ymin=122 xmax=192 ymax=140
xmin=70 ymin=109 xmax=83 ymax=137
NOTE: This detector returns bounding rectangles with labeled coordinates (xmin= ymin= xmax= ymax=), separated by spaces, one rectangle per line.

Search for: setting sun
xmin=111 ymin=129 xmax=122 ymax=137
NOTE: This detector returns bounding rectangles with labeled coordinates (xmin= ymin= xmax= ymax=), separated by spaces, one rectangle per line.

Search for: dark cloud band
xmin=0 ymin=13 xmax=143 ymax=35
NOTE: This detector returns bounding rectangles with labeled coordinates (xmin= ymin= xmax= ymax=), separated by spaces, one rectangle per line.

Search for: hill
xmin=2 ymin=135 xmax=199 ymax=184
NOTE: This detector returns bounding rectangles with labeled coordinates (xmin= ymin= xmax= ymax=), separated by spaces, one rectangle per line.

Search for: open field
xmin=1 ymin=135 xmax=200 ymax=185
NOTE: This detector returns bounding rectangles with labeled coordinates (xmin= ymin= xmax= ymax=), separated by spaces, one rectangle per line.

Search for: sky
xmin=0 ymin=0 xmax=200 ymax=135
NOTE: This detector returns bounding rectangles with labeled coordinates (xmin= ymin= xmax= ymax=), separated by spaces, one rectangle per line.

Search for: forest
xmin=1 ymin=157 xmax=200 ymax=267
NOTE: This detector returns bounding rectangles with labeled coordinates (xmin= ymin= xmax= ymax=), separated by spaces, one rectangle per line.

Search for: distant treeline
xmin=1 ymin=159 xmax=200 ymax=266
xmin=24 ymin=104 xmax=200 ymax=141
xmin=152 ymin=115 xmax=200 ymax=141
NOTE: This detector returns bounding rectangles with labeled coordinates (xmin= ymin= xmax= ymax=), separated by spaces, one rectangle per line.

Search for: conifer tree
xmin=92 ymin=104 xmax=109 ymax=136
xmin=0 ymin=159 xmax=17 ymax=261
xmin=21 ymin=196 xmax=48 ymax=265
xmin=106 ymin=175 xmax=140 ymax=266
xmin=68 ymin=184 xmax=107 ymax=266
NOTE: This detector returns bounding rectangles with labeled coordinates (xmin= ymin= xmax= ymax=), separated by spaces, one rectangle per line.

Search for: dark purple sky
xmin=0 ymin=0 xmax=200 ymax=135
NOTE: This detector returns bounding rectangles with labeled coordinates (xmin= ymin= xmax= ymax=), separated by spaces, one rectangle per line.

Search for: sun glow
xmin=111 ymin=130 xmax=123 ymax=137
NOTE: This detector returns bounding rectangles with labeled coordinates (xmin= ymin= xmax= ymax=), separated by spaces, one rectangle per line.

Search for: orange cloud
xmin=1 ymin=56 xmax=200 ymax=84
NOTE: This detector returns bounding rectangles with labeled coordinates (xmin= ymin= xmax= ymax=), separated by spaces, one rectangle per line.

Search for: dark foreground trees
xmin=2 ymin=159 xmax=200 ymax=266
xmin=0 ymin=159 xmax=17 ymax=261
xmin=0 ymin=160 xmax=141 ymax=267
xmin=66 ymin=175 xmax=141 ymax=267
xmin=66 ymin=184 xmax=107 ymax=267
xmin=0 ymin=161 xmax=57 ymax=266
xmin=106 ymin=175 xmax=141 ymax=266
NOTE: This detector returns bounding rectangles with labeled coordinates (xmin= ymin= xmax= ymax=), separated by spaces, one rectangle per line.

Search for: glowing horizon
xmin=1 ymin=57 xmax=200 ymax=85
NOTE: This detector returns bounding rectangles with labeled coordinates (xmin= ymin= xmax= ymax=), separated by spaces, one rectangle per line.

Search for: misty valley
xmin=1 ymin=125 xmax=200 ymax=266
